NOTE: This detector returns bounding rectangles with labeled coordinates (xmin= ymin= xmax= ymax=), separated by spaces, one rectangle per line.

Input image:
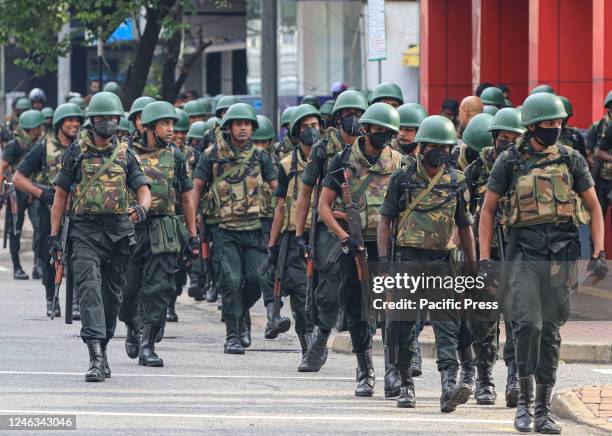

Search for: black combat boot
xmin=205 ymin=284 xmax=218 ymax=303
xmin=534 ymin=384 xmax=561 ymax=434
xmin=224 ymin=317 xmax=245 ymax=354
xmin=354 ymin=350 xmax=375 ymax=397
xmin=100 ymin=339 xmax=111 ymax=378
xmin=457 ymin=347 xmax=476 ymax=394
xmin=124 ymin=321 xmax=140 ymax=359
xmin=264 ymin=303 xmax=290 ymax=339
xmin=138 ymin=324 xmax=164 ymax=367
xmin=166 ymin=302 xmax=178 ymax=322
xmin=155 ymin=323 xmax=165 ymax=343
xmin=475 ymin=364 xmax=497 ymax=405
xmin=411 ymin=339 xmax=422 ymax=377
xmin=300 ymin=326 xmax=330 ymax=372
xmin=440 ymin=366 xmax=471 ymax=413
xmin=13 ymin=266 xmax=29 ymax=280
xmin=296 ymin=331 xmax=311 ymax=372
xmin=238 ymin=313 xmax=251 ymax=348
xmin=85 ymin=340 xmax=105 ymax=382
xmin=514 ymin=376 xmax=535 ymax=433
xmin=505 ymin=360 xmax=520 ymax=408
xmin=397 ymin=367 xmax=416 ymax=408
xmin=384 ymin=345 xmax=401 ymax=398
xmin=187 ymin=272 xmax=204 ymax=301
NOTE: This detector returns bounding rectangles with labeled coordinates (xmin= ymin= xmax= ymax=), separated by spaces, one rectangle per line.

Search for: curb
xmin=330 ymin=333 xmax=612 ymax=364
xmin=552 ymin=387 xmax=612 ymax=432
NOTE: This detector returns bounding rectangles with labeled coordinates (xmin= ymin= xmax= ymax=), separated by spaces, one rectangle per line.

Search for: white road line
xmin=0 ymin=409 xmax=513 ymax=424
xmin=592 ymin=369 xmax=612 ymax=375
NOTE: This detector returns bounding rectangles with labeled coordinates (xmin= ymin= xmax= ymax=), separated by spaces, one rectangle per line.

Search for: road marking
xmin=0 ymin=266 xmax=10 ymax=272
xmin=578 ymin=286 xmax=612 ymax=300
xmin=592 ymin=369 xmax=612 ymax=375
xmin=0 ymin=409 xmax=513 ymax=424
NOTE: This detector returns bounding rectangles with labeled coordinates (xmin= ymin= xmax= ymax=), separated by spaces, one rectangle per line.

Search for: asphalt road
xmin=0 ymin=255 xmax=610 ymax=435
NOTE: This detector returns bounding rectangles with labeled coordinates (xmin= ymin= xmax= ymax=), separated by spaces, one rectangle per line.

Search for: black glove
xmin=295 ymin=234 xmax=308 ymax=257
xmin=268 ymin=245 xmax=280 ymax=268
xmin=39 ymin=187 xmax=55 ymax=206
xmin=48 ymin=235 xmax=62 ymax=263
xmin=587 ymin=251 xmax=608 ymax=280
xmin=340 ymin=235 xmax=362 ymax=257
xmin=181 ymin=236 xmax=200 ymax=266
xmin=129 ymin=205 xmax=147 ymax=223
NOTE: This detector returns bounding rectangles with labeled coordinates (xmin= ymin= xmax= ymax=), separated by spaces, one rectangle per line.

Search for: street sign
xmin=368 ymin=0 xmax=386 ymax=61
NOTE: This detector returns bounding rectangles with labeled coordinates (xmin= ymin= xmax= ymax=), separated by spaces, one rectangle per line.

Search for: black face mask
xmin=92 ymin=119 xmax=118 ymax=139
xmin=423 ymin=147 xmax=450 ymax=168
xmin=400 ymin=142 xmax=418 ymax=155
xmin=495 ymin=139 xmax=511 ymax=154
xmin=341 ymin=115 xmax=361 ymax=137
xmin=368 ymin=131 xmax=394 ymax=150
xmin=534 ymin=126 xmax=560 ymax=147
xmin=299 ymin=127 xmax=320 ymax=146
xmin=465 ymin=146 xmax=479 ymax=164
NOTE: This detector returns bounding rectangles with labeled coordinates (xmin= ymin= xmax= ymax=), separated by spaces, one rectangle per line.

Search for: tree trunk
xmin=160 ymin=4 xmax=183 ymax=102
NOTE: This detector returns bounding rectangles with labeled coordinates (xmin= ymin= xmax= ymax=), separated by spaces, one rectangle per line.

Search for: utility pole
xmin=57 ymin=22 xmax=71 ymax=104
xmin=261 ymin=0 xmax=278 ymax=132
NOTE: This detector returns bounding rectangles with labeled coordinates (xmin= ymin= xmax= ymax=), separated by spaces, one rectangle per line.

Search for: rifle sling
xmin=397 ymin=166 xmax=444 ymax=231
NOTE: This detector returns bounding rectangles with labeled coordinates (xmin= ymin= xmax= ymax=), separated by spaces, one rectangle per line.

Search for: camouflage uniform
xmin=558 ymin=126 xmax=587 ymax=158
xmin=54 ymin=133 xmax=148 ymax=343
xmin=274 ymin=135 xmax=295 ymax=160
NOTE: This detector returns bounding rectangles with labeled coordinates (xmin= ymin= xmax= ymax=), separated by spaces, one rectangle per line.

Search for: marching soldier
xmin=0 ymin=109 xmax=45 ymax=280
xmin=480 ymin=87 xmax=506 ymax=110
xmin=128 ymin=96 xmax=157 ymax=139
xmin=368 ymin=82 xmax=403 ymax=108
xmin=275 ymin=106 xmax=298 ymax=159
xmin=558 ymin=97 xmax=587 ymax=158
xmin=13 ymin=103 xmax=84 ymax=318
xmin=191 ymin=103 xmax=279 ymax=354
xmin=377 ymin=115 xmax=477 ymax=412
xmin=318 ymin=102 xmax=403 ymax=397
xmin=42 ymin=107 xmax=54 ymax=134
xmin=214 ymin=95 xmax=242 ymax=120
xmin=296 ymin=90 xmax=368 ymax=373
xmin=183 ymin=100 xmax=207 ymax=125
xmin=392 ymin=103 xmax=428 ymax=156
xmin=319 ymin=100 xmax=335 ymax=130
xmin=50 ymin=91 xmax=152 ymax=382
xmin=479 ymin=93 xmax=607 ymax=433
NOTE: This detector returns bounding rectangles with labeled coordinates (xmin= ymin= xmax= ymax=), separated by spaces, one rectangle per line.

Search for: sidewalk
xmin=552 ymin=385 xmax=612 ymax=432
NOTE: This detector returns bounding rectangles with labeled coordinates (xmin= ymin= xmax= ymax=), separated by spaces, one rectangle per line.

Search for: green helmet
xmin=414 ymin=115 xmax=457 ymax=145
xmin=15 ymin=98 xmax=31 ymax=111
xmin=140 ymin=101 xmax=179 ymax=126
xmin=221 ymin=103 xmax=258 ymax=129
xmin=488 ymin=108 xmax=525 ymax=134
xmin=87 ymin=91 xmax=124 ymax=117
xmin=359 ymin=102 xmax=400 ymax=133
xmin=252 ymin=115 xmax=275 ymax=141
xmin=300 ymin=95 xmax=320 ymax=109
xmin=558 ymin=96 xmax=573 ymax=118
xmin=529 ymin=84 xmax=555 ymax=95
xmin=521 ymin=93 xmax=567 ymax=126
xmin=604 ymin=90 xmax=612 ymax=108
xmin=215 ymin=95 xmax=242 ymax=117
xmin=183 ymin=100 xmax=207 ymax=117
xmin=462 ymin=113 xmax=494 ymax=152
xmin=187 ymin=121 xmax=207 ymax=139
xmin=198 ymin=98 xmax=213 ymax=114
xmin=483 ymin=105 xmax=500 ymax=116
xmin=397 ymin=103 xmax=428 ymax=128
xmin=68 ymin=96 xmax=86 ymax=109
xmin=103 ymin=81 xmax=121 ymax=95
xmin=369 ymin=82 xmax=404 ymax=105
xmin=52 ymin=103 xmax=84 ymax=127
xmin=290 ymin=104 xmax=321 ymax=137
xmin=42 ymin=107 xmax=54 ymax=119
xmin=19 ymin=110 xmax=45 ymax=130
xmin=504 ymin=98 xmax=513 ymax=108
xmin=480 ymin=87 xmax=505 ymax=107
xmin=128 ymin=96 xmax=156 ymax=121
xmin=280 ymin=106 xmax=296 ymax=127
xmin=319 ymin=100 xmax=335 ymax=116
xmin=118 ymin=116 xmax=131 ymax=132
xmin=205 ymin=116 xmax=220 ymax=132
xmin=174 ymin=108 xmax=190 ymax=132
xmin=331 ymin=90 xmax=368 ymax=116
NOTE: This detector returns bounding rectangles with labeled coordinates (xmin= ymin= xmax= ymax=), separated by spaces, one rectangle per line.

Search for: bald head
xmin=458 ymin=96 xmax=483 ymax=128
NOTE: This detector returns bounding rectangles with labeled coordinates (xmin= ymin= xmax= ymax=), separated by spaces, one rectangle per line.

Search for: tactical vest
xmin=505 ymin=143 xmax=591 ymax=227
xmin=207 ymin=138 xmax=265 ymax=230
xmin=317 ymin=128 xmax=346 ymax=215
xmin=275 ymin=135 xmax=294 ymax=160
xmin=12 ymin=130 xmax=34 ymax=168
xmin=72 ymin=140 xmax=130 ymax=215
xmin=178 ymin=144 xmax=199 ymax=177
xmin=280 ymin=147 xmax=311 ymax=232
xmin=260 ymin=150 xmax=278 ymax=220
xmin=139 ymin=146 xmax=176 ymax=216
xmin=340 ymin=140 xmax=402 ymax=240
xmin=396 ymin=157 xmax=463 ymax=251
xmin=35 ymin=134 xmax=65 ymax=186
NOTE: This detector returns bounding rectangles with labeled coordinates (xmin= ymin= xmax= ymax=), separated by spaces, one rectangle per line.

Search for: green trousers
xmin=313 ymin=223 xmax=342 ymax=331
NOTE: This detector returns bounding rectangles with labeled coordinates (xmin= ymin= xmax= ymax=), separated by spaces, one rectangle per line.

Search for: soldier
xmin=587 ymin=91 xmax=612 ymax=154
xmin=480 ymin=87 xmax=506 ymax=110
xmin=456 ymin=96 xmax=483 ymax=140
xmin=479 ymin=93 xmax=606 ymax=433
xmin=483 ymin=105 xmax=499 ymax=116
xmin=117 ymin=115 xmax=131 ymax=140
xmin=2 ymin=98 xmax=31 ymax=148
xmin=529 ymin=84 xmax=555 ymax=95
xmin=0 ymin=109 xmax=45 ymax=279
xmin=593 ymin=125 xmax=612 ymax=233
xmin=318 ymin=102 xmax=403 ymax=397
xmin=103 ymin=81 xmax=122 ymax=96
xmin=191 ymin=103 xmax=279 ymax=354
xmin=214 ymin=95 xmax=242 ymax=120
xmin=267 ymin=105 xmax=320 ymax=368
xmin=28 ymin=88 xmax=46 ymax=111
xmin=69 ymin=96 xmax=87 ymax=111
xmin=557 ymin=97 xmax=587 ymax=158
xmin=128 ymin=96 xmax=157 ymax=140
xmin=201 ymin=117 xmax=221 ymax=152
xmin=42 ymin=107 xmax=54 ymax=133
xmin=378 ymin=115 xmax=477 ymax=412
xmin=50 ymin=91 xmax=152 ymax=382
xmin=464 ymin=108 xmax=525 ymax=408
xmin=296 ymin=90 xmax=368 ymax=373
xmin=300 ymin=95 xmax=320 ymax=110
xmin=392 ymin=103 xmax=428 ymax=156
xmin=319 ymin=100 xmax=335 ymax=130
xmin=12 ymin=103 xmax=83 ymax=317
xmin=119 ymin=101 xmax=197 ymax=366
xmin=369 ymin=82 xmax=404 ymax=109
xmin=275 ymin=106 xmax=298 ymax=159
xmin=183 ymin=100 xmax=207 ymax=125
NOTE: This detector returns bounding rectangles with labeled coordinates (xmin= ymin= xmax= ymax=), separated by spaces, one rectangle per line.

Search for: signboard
xmin=367 ymin=0 xmax=386 ymax=61
xmin=403 ymin=44 xmax=420 ymax=67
